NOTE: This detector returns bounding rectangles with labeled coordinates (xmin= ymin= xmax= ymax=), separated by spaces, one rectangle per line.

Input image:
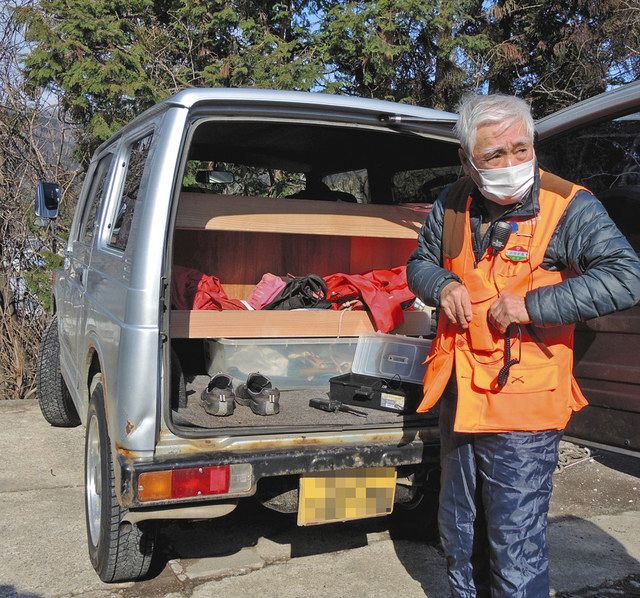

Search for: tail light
xmin=138 ymin=463 xmax=252 ymax=502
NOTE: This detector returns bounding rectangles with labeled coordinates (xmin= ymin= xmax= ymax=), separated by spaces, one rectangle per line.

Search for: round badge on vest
xmin=504 ymin=245 xmax=529 ymax=262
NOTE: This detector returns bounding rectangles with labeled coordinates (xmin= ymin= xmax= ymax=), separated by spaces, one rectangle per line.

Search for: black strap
xmin=497 ymin=325 xmax=520 ymax=388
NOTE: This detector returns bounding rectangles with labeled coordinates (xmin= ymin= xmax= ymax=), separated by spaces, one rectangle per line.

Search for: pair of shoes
xmin=201 ymin=372 xmax=280 ymax=417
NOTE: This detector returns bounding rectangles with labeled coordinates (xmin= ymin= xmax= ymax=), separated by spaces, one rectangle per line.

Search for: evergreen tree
xmin=16 ymin=0 xmax=160 ymax=160
xmin=313 ymin=0 xmax=491 ymax=110
xmin=14 ymin=0 xmax=640 ymax=157
xmin=16 ymin=0 xmax=323 ymax=159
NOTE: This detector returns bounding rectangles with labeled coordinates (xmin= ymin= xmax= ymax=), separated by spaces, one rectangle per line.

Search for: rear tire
xmin=36 ymin=316 xmax=80 ymax=427
xmin=391 ymin=476 xmax=440 ymax=542
xmin=85 ymin=378 xmax=156 ymax=582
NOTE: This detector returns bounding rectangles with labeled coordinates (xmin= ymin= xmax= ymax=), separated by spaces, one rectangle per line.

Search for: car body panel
xmin=536 ymin=80 xmax=640 ymax=141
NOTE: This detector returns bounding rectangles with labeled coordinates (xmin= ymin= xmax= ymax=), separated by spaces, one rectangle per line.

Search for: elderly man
xmin=407 ymin=93 xmax=640 ymax=598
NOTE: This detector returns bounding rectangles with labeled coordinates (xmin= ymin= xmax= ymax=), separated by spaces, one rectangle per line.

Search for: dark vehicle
xmin=537 ymin=80 xmax=640 ymax=455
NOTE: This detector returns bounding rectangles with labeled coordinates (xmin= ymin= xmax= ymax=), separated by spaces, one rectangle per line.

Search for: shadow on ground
xmin=0 ymin=585 xmax=44 ymax=598
xmin=152 ymin=496 xmax=391 ymax=571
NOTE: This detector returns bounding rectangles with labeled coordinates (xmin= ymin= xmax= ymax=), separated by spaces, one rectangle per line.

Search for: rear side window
xmin=538 ymin=111 xmax=640 ymax=252
xmin=109 ymin=133 xmax=154 ymax=251
xmin=78 ymin=153 xmax=113 ymax=244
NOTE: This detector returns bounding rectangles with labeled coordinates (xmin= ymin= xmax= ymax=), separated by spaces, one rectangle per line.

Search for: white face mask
xmin=468 ymin=157 xmax=536 ymax=205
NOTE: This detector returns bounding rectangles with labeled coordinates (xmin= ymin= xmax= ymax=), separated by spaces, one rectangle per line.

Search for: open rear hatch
xmin=166 ymin=113 xmax=459 ymax=436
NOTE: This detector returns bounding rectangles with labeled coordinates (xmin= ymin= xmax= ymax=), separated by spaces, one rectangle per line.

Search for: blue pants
xmin=438 ymin=383 xmax=562 ymax=598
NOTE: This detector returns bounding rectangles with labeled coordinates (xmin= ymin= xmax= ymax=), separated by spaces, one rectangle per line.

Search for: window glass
xmin=322 ymin=170 xmax=368 ymax=203
xmin=181 ymin=162 xmax=369 ymax=203
xmin=392 ymin=165 xmax=461 ymax=203
xmin=78 ymin=154 xmax=113 ymax=244
xmin=537 ymin=111 xmax=640 ymax=252
xmin=182 ymin=162 xmax=305 ymax=197
xmin=109 ymin=133 xmax=154 ymax=251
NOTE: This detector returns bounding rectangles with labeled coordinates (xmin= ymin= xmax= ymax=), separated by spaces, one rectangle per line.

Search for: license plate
xmin=297 ymin=467 xmax=397 ymax=526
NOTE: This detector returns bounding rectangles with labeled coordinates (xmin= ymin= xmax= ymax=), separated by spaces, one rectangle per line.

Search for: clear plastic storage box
xmin=351 ymin=333 xmax=432 ymax=384
xmin=205 ymin=337 xmax=358 ymax=390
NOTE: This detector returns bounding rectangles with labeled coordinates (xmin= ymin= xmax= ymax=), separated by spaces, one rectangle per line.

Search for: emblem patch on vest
xmin=505 ymin=245 xmax=529 ymax=262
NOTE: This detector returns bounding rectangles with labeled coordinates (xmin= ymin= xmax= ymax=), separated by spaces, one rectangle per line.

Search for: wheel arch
xmin=80 ymin=342 xmax=104 ymax=426
xmin=87 ymin=350 xmax=102 ymax=392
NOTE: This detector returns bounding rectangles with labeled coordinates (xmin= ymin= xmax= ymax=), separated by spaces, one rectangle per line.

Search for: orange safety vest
xmin=419 ymin=170 xmax=589 ymax=433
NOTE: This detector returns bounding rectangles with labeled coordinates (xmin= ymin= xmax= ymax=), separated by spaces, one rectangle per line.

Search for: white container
xmin=205 ymin=337 xmax=358 ymax=389
xmin=351 ymin=333 xmax=432 ymax=385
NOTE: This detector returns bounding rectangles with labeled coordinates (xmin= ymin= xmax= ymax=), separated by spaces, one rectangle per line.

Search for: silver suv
xmin=35 ymin=89 xmax=461 ymax=582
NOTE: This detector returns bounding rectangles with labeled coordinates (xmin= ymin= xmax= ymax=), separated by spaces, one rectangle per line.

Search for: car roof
xmin=94 ymin=88 xmax=458 ymax=155
xmin=167 ymin=87 xmax=457 ymax=121
xmin=536 ymin=80 xmax=640 ymax=140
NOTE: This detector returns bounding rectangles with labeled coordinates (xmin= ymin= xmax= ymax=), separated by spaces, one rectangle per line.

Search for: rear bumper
xmin=118 ymin=435 xmax=439 ymax=509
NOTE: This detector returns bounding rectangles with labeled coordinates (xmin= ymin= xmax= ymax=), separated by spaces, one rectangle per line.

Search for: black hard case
xmin=329 ymin=372 xmax=424 ymax=414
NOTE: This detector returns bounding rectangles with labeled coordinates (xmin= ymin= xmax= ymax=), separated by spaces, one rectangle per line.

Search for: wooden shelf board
xmin=175 ymin=193 xmax=429 ymax=239
xmin=170 ymin=309 xmax=430 ymax=338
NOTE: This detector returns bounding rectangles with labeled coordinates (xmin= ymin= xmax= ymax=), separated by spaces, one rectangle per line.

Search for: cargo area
xmin=167 ymin=117 xmax=460 ymax=433
xmin=170 ymin=336 xmax=438 ymax=431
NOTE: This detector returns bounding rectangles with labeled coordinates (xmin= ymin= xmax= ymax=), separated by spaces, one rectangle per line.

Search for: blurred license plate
xmin=297 ymin=467 xmax=396 ymax=526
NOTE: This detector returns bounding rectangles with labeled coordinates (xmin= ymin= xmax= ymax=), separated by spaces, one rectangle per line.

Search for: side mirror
xmin=35 ymin=181 xmax=61 ymax=219
xmin=195 ymin=170 xmax=235 ymax=185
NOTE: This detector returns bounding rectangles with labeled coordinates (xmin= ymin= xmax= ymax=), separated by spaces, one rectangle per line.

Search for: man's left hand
xmin=488 ymin=293 xmax=531 ymax=334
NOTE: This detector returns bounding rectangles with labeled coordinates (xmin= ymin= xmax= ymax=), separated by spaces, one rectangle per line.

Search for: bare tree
xmin=0 ymin=2 xmax=80 ymax=400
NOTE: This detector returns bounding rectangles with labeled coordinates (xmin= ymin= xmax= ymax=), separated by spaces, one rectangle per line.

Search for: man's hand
xmin=440 ymin=281 xmax=472 ymax=329
xmin=488 ymin=293 xmax=531 ymax=334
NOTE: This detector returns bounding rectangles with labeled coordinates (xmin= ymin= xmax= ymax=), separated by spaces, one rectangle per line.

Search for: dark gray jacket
xmin=407 ymin=169 xmax=640 ymax=327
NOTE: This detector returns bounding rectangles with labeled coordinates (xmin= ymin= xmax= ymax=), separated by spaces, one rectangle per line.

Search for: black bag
xmin=262 ymin=274 xmax=329 ymax=310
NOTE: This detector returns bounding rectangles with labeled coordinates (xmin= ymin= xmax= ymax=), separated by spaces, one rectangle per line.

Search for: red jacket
xmin=324 ymin=266 xmax=414 ymax=333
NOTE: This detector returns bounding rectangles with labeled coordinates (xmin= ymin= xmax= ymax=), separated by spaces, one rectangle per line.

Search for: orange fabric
xmin=419 ymin=170 xmax=589 ymax=432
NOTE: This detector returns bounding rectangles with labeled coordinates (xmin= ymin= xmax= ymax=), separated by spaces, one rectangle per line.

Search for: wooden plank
xmin=219 ymin=283 xmax=257 ymax=298
xmin=172 ymin=230 xmax=352 ymax=290
xmin=173 ymin=230 xmax=285 ymax=285
xmin=175 ymin=193 xmax=429 ymax=239
xmin=350 ymin=237 xmax=417 ymax=273
xmin=170 ymin=310 xmax=431 ymax=339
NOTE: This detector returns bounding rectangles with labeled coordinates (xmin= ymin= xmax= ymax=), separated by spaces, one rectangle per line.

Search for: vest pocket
xmin=461 ymin=269 xmax=499 ymax=352
xmin=470 ymin=363 xmax=569 ymax=431
xmin=472 ymin=363 xmax=559 ymax=394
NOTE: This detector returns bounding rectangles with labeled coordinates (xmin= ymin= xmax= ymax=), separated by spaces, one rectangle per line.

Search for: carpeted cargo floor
xmin=173 ymin=375 xmax=436 ymax=430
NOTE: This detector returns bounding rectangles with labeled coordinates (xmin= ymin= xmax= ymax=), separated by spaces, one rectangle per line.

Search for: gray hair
xmin=454 ymin=93 xmax=534 ymax=155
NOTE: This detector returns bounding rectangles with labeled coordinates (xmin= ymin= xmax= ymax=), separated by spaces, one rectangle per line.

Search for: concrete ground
xmin=0 ymin=399 xmax=638 ymax=598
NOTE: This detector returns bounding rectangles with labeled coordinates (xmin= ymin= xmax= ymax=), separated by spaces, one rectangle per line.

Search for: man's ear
xmin=459 ymin=148 xmax=471 ymax=177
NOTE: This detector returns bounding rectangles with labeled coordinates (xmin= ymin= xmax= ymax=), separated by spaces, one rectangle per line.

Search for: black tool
xmin=490 ymin=220 xmax=512 ymax=253
xmin=497 ymin=324 xmax=521 ymax=388
xmin=309 ymin=397 xmax=368 ymax=417
xmin=489 ymin=220 xmax=521 ymax=388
